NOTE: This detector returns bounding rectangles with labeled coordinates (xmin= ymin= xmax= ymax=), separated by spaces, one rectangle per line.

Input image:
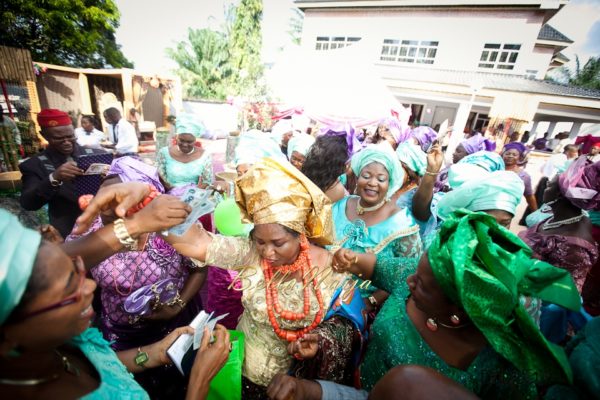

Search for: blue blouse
xmin=73 ymin=328 xmax=149 ymax=400
xmin=157 ymin=146 xmax=213 ymax=188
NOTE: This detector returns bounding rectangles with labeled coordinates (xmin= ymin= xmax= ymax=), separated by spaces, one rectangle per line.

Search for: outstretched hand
xmin=287 ymin=334 xmax=319 ymax=360
xmin=426 ymin=141 xmax=444 ymax=174
xmin=332 ymin=248 xmax=358 ymax=273
xmin=73 ymin=182 xmax=150 ymax=234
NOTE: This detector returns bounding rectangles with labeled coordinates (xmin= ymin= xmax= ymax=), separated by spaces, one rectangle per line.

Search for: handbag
xmin=123 ymin=278 xmax=179 ymax=317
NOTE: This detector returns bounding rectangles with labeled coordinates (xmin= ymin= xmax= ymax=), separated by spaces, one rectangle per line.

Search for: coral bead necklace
xmin=262 ymin=236 xmax=325 ymax=342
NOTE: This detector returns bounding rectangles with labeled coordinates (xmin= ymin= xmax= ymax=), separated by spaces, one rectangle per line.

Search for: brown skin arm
xmin=162 ymin=222 xmax=214 ymax=262
xmin=525 ymin=194 xmax=538 ymax=212
xmin=412 ymin=142 xmax=444 ymax=222
xmin=332 ymin=248 xmax=377 ymax=280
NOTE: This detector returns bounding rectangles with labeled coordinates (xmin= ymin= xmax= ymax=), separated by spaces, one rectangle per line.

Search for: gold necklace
xmin=356 ymin=198 xmax=387 ymax=215
xmin=0 ymin=350 xmax=79 ymax=386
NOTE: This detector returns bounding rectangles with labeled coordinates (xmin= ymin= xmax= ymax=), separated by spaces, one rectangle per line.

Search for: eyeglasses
xmin=20 ymin=257 xmax=87 ymax=320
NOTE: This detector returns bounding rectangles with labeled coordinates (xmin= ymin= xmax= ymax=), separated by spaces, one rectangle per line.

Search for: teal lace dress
xmin=72 ymin=328 xmax=149 ymax=399
xmin=156 ymin=146 xmax=213 ymax=187
xmin=331 ymin=196 xmax=421 ymax=296
xmin=360 ymin=256 xmax=538 ymax=399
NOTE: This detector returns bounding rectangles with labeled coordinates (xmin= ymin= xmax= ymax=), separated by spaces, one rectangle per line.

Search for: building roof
xmin=552 ymin=51 xmax=570 ymax=63
xmin=377 ymin=65 xmax=600 ymax=99
xmin=296 ymin=0 xmax=568 ymax=8
xmin=537 ymin=24 xmax=573 ymax=44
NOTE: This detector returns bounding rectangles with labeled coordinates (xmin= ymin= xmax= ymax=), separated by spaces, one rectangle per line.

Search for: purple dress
xmin=519 ymin=223 xmax=599 ymax=291
xmin=67 ymin=218 xmax=200 ymax=351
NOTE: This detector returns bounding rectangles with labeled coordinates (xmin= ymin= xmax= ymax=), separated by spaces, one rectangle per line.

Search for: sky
xmin=114 ymin=0 xmax=600 ymax=76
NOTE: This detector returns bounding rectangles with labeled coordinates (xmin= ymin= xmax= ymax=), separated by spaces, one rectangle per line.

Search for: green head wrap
xmin=428 ymin=210 xmax=580 ymax=385
xmin=350 ymin=145 xmax=405 ymax=199
xmin=395 ymin=141 xmax=427 ymax=176
xmin=0 ymin=209 xmax=42 ymax=325
xmin=176 ymin=113 xmax=207 ymax=138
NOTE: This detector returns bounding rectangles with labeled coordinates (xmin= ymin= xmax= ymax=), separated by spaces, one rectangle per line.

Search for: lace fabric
xmin=156 ymin=146 xmax=213 ymax=187
xmin=361 ymin=256 xmax=538 ymax=399
xmin=203 ymin=234 xmax=346 ymax=387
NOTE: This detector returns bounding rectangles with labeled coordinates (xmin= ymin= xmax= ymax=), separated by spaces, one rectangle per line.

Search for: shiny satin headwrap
xmin=234 ymin=129 xmax=286 ymax=167
xmin=235 ymin=157 xmax=333 ymax=246
xmin=108 ymin=156 xmax=165 ymax=193
xmin=378 ymin=117 xmax=411 ymax=144
xmin=437 ymin=171 xmax=524 ymax=218
xmin=460 ymin=133 xmax=494 ymax=154
xmin=287 ymin=133 xmax=315 ymax=159
xmin=323 ymin=123 xmax=363 ymax=157
xmin=410 ymin=126 xmax=438 ymax=152
xmin=0 ymin=209 xmax=42 ymax=324
xmin=176 ymin=113 xmax=207 ymax=138
xmin=448 ymin=151 xmax=505 ymax=188
xmin=351 ymin=145 xmax=405 ymax=199
xmin=559 ymin=157 xmax=600 ymax=210
xmin=395 ymin=141 xmax=427 ymax=176
xmin=428 ymin=210 xmax=580 ymax=385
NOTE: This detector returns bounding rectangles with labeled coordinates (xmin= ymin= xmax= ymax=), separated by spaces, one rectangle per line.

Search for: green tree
xmin=288 ymin=8 xmax=304 ymax=46
xmin=546 ymin=55 xmax=600 ymax=90
xmin=228 ymin=0 xmax=265 ymax=99
xmin=0 ymin=0 xmax=132 ymax=68
xmin=166 ymin=28 xmax=233 ymax=100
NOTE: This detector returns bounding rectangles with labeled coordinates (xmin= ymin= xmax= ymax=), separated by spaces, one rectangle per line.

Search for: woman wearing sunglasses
xmin=0 ymin=192 xmax=230 ymax=400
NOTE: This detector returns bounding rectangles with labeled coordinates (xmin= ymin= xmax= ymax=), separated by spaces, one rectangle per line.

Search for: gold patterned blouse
xmin=199 ymin=234 xmax=346 ymax=387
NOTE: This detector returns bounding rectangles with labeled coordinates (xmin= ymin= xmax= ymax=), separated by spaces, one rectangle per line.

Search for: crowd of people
xmin=1 ymin=108 xmax=599 ymax=400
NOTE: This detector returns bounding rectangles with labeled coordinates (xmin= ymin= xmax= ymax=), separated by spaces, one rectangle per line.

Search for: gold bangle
xmin=113 ymin=218 xmax=138 ymax=250
xmin=424 ymin=170 xmax=439 ymax=176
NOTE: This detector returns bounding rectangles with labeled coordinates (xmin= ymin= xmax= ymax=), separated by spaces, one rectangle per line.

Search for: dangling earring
xmin=426 ymin=318 xmax=438 ymax=332
xmin=450 ymin=314 xmax=461 ymax=325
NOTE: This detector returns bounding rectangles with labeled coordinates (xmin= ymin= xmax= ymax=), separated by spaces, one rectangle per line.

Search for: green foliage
xmin=0 ymin=0 xmax=132 ymax=68
xmin=166 ymin=28 xmax=233 ymax=100
xmin=228 ymin=0 xmax=265 ymax=100
xmin=546 ymin=55 xmax=600 ymax=90
xmin=288 ymin=8 xmax=304 ymax=46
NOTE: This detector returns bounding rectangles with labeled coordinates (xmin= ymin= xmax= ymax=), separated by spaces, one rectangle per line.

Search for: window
xmin=478 ymin=43 xmax=521 ymax=70
xmin=380 ymin=39 xmax=438 ymax=64
xmin=315 ymin=36 xmax=361 ymax=51
xmin=525 ymin=69 xmax=538 ymax=79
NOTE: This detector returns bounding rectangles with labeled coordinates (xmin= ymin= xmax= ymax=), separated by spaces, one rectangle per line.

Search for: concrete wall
xmin=302 ymin=8 xmax=550 ymax=76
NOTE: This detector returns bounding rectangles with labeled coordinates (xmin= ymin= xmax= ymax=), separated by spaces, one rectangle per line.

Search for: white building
xmin=296 ymin=0 xmax=600 ymax=145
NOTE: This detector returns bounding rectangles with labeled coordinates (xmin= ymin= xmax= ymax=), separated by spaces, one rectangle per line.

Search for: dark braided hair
xmin=301 ymin=135 xmax=348 ymax=192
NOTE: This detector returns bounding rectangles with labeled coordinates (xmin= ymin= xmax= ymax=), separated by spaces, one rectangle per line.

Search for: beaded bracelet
xmin=424 ymin=170 xmax=439 ymax=176
xmin=126 ymin=184 xmax=160 ymax=217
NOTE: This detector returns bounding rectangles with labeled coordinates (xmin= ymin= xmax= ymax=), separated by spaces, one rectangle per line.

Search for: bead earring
xmin=450 ymin=314 xmax=461 ymax=325
xmin=426 ymin=318 xmax=438 ymax=332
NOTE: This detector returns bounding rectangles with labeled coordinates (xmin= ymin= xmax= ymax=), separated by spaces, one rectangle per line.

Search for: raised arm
xmin=412 ymin=142 xmax=443 ymax=222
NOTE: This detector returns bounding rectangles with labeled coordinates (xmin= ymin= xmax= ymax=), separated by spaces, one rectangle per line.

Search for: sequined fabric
xmin=156 ymin=146 xmax=213 ymax=187
xmin=519 ymin=223 xmax=599 ymax=292
xmin=67 ymin=218 xmax=195 ymax=350
xmin=360 ymin=257 xmax=538 ymax=399
xmin=202 ymin=234 xmax=346 ymax=387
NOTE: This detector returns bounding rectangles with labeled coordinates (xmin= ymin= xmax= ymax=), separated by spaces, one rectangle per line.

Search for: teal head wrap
xmin=428 ymin=210 xmax=580 ymax=385
xmin=448 ymin=151 xmax=505 ymax=188
xmin=0 ymin=209 xmax=42 ymax=325
xmin=351 ymin=145 xmax=405 ymax=199
xmin=395 ymin=141 xmax=427 ymax=176
xmin=176 ymin=113 xmax=207 ymax=138
xmin=234 ymin=129 xmax=286 ymax=167
xmin=437 ymin=170 xmax=524 ymax=219
xmin=287 ymin=134 xmax=315 ymax=159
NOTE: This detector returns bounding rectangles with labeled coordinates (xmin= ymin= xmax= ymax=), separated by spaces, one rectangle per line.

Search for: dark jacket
xmin=19 ymin=144 xmax=107 ymax=237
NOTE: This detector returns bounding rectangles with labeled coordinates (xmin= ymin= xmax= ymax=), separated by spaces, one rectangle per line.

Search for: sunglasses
xmin=20 ymin=257 xmax=87 ymax=320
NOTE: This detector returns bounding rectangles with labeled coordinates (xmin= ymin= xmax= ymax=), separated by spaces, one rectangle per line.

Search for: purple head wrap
xmin=324 ymin=123 xmax=363 ymax=156
xmin=108 ymin=156 xmax=165 ymax=193
xmin=410 ymin=126 xmax=438 ymax=152
xmin=460 ymin=134 xmax=495 ymax=154
xmin=378 ymin=117 xmax=412 ymax=144
xmin=503 ymin=142 xmax=527 ymax=156
xmin=559 ymin=157 xmax=600 ymax=210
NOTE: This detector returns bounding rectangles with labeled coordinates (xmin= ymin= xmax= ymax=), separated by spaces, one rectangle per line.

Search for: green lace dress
xmin=360 ymin=256 xmax=538 ymax=399
xmin=73 ymin=328 xmax=149 ymax=399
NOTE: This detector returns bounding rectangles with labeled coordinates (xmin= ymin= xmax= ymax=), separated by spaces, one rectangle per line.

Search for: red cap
xmin=592 ymin=142 xmax=600 ymax=148
xmin=37 ymin=109 xmax=72 ymax=128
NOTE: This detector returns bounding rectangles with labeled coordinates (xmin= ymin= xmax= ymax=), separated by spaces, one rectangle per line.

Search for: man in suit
xmin=19 ymin=109 xmax=108 ymax=237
